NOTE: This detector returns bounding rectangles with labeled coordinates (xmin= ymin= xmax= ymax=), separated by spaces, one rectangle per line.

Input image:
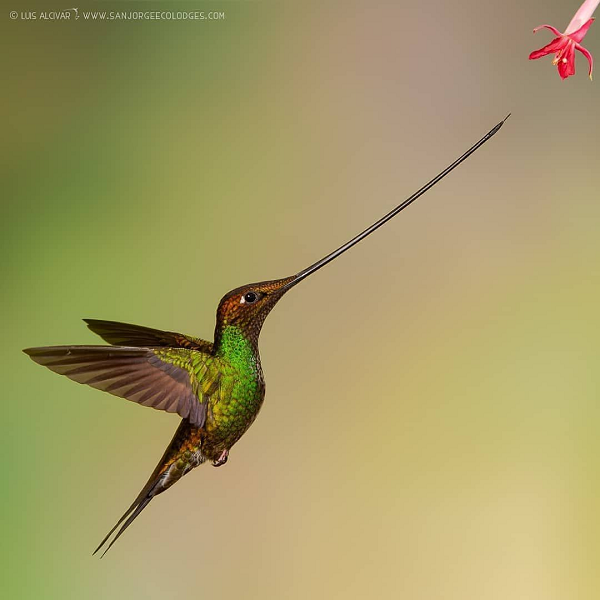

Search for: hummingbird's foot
xmin=212 ymin=450 xmax=229 ymax=467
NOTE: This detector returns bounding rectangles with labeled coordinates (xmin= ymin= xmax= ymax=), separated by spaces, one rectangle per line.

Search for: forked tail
xmin=92 ymin=477 xmax=161 ymax=558
xmin=93 ymin=420 xmax=202 ymax=557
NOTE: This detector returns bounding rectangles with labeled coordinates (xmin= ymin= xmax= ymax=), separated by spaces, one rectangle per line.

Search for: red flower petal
xmin=533 ymin=24 xmax=563 ymax=36
xmin=529 ymin=36 xmax=567 ymax=60
xmin=575 ymin=43 xmax=594 ymax=79
xmin=556 ymin=43 xmax=577 ymax=79
xmin=568 ymin=17 xmax=595 ymax=43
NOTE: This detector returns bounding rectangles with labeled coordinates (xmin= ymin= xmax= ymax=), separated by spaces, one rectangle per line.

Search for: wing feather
xmin=83 ymin=319 xmax=213 ymax=352
xmin=23 ymin=345 xmax=219 ymax=427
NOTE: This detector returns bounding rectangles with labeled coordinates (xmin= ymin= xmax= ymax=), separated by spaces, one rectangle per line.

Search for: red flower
xmin=529 ymin=18 xmax=595 ymax=80
xmin=529 ymin=0 xmax=598 ymax=80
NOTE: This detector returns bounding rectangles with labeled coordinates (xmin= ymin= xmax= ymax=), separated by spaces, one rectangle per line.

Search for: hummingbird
xmin=24 ymin=115 xmax=509 ymax=556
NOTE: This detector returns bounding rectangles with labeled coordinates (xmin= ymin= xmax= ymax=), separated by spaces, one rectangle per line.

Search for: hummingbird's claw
xmin=212 ymin=450 xmax=229 ymax=467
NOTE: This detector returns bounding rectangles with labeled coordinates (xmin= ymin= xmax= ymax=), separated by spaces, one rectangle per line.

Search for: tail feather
xmin=92 ymin=500 xmax=138 ymax=556
xmin=93 ymin=454 xmax=168 ymax=557
xmin=96 ymin=495 xmax=155 ymax=558
xmin=92 ymin=421 xmax=192 ymax=557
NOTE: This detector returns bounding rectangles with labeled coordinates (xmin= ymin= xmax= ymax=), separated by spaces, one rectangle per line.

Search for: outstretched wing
xmin=84 ymin=319 xmax=213 ymax=353
xmin=23 ymin=346 xmax=222 ymax=427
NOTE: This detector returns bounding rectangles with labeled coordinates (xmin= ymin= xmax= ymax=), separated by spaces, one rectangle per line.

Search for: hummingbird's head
xmin=214 ymin=277 xmax=295 ymax=347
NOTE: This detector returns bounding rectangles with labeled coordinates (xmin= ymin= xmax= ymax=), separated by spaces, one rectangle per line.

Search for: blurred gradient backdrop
xmin=3 ymin=1 xmax=600 ymax=599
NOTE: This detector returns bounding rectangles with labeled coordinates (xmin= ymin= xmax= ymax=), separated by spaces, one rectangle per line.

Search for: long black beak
xmin=282 ymin=114 xmax=510 ymax=292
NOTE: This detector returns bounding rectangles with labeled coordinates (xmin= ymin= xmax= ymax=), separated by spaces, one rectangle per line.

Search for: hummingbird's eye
xmin=242 ymin=291 xmax=258 ymax=304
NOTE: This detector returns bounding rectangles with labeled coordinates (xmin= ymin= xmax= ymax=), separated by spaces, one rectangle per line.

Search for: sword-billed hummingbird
xmin=24 ymin=115 xmax=509 ymax=556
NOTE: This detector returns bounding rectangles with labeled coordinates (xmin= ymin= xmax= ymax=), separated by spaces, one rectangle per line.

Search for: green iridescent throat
xmin=215 ymin=325 xmax=260 ymax=374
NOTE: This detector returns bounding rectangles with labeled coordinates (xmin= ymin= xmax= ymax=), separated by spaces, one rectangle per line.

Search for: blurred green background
xmin=3 ymin=1 xmax=600 ymax=598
